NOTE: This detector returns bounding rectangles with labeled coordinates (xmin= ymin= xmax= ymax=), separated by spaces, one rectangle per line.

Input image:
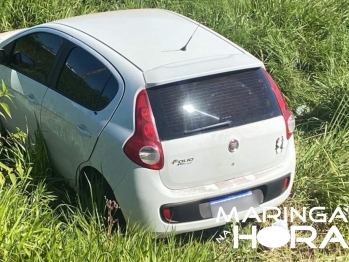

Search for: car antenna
xmin=162 ymin=25 xmax=200 ymax=52
xmin=179 ymin=25 xmax=199 ymax=51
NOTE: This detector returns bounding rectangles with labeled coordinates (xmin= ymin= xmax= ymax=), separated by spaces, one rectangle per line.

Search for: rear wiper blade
xmin=184 ymin=121 xmax=232 ymax=135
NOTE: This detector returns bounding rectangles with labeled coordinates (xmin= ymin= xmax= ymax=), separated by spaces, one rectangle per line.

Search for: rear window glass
xmin=147 ymin=68 xmax=281 ymax=141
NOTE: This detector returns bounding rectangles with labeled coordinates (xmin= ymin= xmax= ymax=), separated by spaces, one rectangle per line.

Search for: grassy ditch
xmin=0 ymin=0 xmax=349 ymax=261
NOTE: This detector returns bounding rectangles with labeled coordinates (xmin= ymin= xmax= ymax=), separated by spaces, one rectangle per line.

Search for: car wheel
xmin=79 ymin=167 xmax=126 ymax=233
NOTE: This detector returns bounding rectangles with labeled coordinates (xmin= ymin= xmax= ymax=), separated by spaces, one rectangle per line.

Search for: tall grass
xmin=0 ymin=0 xmax=349 ymax=261
xmin=0 ymin=123 xmax=228 ymax=261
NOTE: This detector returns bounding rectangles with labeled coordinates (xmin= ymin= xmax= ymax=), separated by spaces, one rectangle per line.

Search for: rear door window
xmin=147 ymin=68 xmax=281 ymax=141
xmin=55 ymin=47 xmax=118 ymax=110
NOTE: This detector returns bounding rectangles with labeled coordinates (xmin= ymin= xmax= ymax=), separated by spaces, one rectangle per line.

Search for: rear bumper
xmin=114 ymin=136 xmax=296 ymax=234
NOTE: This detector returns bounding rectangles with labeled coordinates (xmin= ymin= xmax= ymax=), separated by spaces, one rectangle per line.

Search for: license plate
xmin=210 ymin=190 xmax=252 ymax=205
xmin=210 ymin=190 xmax=259 ymax=220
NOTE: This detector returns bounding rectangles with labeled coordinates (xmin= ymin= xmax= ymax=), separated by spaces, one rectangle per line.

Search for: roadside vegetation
xmin=0 ymin=0 xmax=349 ymax=261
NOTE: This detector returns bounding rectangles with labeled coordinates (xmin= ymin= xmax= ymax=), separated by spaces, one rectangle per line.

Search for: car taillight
xmin=123 ymin=89 xmax=164 ymax=170
xmin=263 ymin=68 xmax=295 ymax=139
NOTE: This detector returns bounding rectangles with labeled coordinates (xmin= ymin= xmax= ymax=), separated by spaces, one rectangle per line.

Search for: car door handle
xmin=76 ymin=125 xmax=92 ymax=138
xmin=26 ymin=94 xmax=38 ymax=105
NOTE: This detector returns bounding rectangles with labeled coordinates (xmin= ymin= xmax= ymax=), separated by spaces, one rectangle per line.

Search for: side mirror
xmin=13 ymin=51 xmax=35 ymax=69
xmin=0 ymin=49 xmax=4 ymax=64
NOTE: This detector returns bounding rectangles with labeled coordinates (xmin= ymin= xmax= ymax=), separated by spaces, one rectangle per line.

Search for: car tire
xmin=79 ymin=167 xmax=126 ymax=233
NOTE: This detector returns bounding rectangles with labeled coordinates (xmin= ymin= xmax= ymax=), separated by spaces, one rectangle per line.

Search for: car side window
xmin=56 ymin=47 xmax=118 ymax=110
xmin=10 ymin=33 xmax=63 ymax=83
xmin=95 ymin=75 xmax=119 ymax=110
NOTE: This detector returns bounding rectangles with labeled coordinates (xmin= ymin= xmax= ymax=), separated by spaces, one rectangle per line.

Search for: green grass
xmin=1 ymin=0 xmax=349 ymax=261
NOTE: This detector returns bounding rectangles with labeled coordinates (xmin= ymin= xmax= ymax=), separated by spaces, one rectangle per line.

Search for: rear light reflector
xmin=282 ymin=177 xmax=290 ymax=191
xmin=163 ymin=208 xmax=172 ymax=222
xmin=123 ymin=89 xmax=164 ymax=170
xmin=263 ymin=68 xmax=295 ymax=139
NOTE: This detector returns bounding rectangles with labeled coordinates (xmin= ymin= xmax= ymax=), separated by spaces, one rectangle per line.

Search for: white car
xmin=0 ymin=9 xmax=296 ymax=234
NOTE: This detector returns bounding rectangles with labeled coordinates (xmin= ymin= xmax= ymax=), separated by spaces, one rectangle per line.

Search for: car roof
xmin=50 ymin=9 xmax=244 ymax=71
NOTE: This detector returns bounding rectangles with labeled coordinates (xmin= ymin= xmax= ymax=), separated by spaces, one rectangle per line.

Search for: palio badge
xmin=172 ymin=158 xmax=194 ymax=166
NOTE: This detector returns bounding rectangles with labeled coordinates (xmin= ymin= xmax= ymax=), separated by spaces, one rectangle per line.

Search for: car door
xmin=0 ymin=31 xmax=64 ymax=140
xmin=40 ymin=42 xmax=124 ymax=184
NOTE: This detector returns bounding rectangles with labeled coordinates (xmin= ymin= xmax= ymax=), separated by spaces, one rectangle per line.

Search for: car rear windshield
xmin=147 ymin=68 xmax=281 ymax=141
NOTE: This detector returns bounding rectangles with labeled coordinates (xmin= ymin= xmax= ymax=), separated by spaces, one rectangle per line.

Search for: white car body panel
xmin=0 ymin=29 xmax=26 ymax=43
xmin=159 ymin=117 xmax=288 ymax=190
xmin=85 ymin=86 xmax=144 ymax=189
xmin=51 ymin=9 xmax=244 ymax=71
xmin=0 ymin=66 xmax=47 ymax=139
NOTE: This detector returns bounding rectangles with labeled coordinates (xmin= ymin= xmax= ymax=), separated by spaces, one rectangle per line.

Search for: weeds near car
xmin=0 ymin=0 xmax=349 ymax=261
xmin=105 ymin=196 xmax=120 ymax=237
